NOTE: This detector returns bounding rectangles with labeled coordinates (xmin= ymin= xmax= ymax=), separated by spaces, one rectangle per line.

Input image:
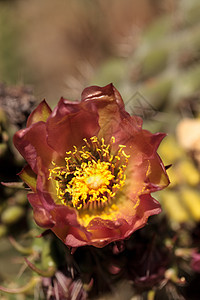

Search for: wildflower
xmin=13 ymin=84 xmax=169 ymax=247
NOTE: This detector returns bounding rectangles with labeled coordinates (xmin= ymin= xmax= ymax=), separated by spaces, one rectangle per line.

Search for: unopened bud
xmin=1 ymin=205 xmax=25 ymax=225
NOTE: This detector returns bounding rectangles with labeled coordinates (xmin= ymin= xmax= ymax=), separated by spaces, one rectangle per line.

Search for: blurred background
xmin=1 ymin=0 xmax=200 ymax=299
xmin=0 ymin=0 xmax=176 ymax=103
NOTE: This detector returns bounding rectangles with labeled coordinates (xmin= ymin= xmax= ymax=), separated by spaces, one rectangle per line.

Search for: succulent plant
xmin=0 ymin=83 xmax=36 ymax=238
xmin=1 ymin=0 xmax=200 ymax=299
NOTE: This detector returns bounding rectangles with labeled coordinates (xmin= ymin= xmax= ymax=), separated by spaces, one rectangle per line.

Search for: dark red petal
xmin=13 ymin=122 xmax=55 ymax=173
xmin=27 ymin=193 xmax=42 ymax=207
xmin=35 ymin=170 xmax=57 ymax=209
xmin=81 ymin=83 xmax=125 ymax=110
xmin=46 ymin=99 xmax=100 ymax=156
xmin=27 ymin=193 xmax=55 ymax=228
xmin=81 ymin=83 xmax=115 ymax=102
xmin=51 ymin=205 xmax=91 ymax=245
xmin=51 ymin=205 xmax=80 ymax=227
xmin=33 ymin=207 xmax=55 ymax=228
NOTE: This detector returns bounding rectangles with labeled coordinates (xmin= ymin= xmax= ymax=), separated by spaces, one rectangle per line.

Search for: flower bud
xmin=1 ymin=205 xmax=25 ymax=225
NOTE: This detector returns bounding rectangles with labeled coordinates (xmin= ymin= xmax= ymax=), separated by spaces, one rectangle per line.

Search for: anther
xmin=48 ymin=135 xmax=129 ymax=210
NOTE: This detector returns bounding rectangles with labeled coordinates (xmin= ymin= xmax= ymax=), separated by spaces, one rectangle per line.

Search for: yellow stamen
xmin=48 ymin=136 xmax=130 ymax=210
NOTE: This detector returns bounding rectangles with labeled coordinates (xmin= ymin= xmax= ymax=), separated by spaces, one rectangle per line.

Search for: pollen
xmin=86 ymin=175 xmax=103 ymax=189
xmin=49 ymin=136 xmax=130 ymax=210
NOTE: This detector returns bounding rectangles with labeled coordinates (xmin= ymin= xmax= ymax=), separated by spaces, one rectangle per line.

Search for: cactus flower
xmin=13 ymin=84 xmax=169 ymax=248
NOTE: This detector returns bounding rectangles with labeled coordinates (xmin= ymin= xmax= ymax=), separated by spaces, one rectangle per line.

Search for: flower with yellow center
xmin=13 ymin=83 xmax=169 ymax=248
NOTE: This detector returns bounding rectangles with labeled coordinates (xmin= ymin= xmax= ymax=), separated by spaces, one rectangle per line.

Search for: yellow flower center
xmin=86 ymin=175 xmax=104 ymax=190
xmin=49 ymin=136 xmax=130 ymax=210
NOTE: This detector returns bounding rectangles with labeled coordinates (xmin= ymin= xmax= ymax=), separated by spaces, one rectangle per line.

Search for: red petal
xmin=81 ymin=83 xmax=125 ymax=109
xmin=51 ymin=193 xmax=161 ymax=248
xmin=86 ymin=195 xmax=161 ymax=248
xmin=65 ymin=234 xmax=88 ymax=247
xmin=130 ymin=194 xmax=161 ymax=234
xmin=145 ymin=154 xmax=170 ymax=192
xmin=82 ymin=84 xmax=123 ymax=142
xmin=27 ymin=193 xmax=55 ymax=228
xmin=27 ymin=193 xmax=42 ymax=207
xmin=33 ymin=207 xmax=55 ymax=228
xmin=82 ymin=83 xmax=115 ymax=102
xmin=150 ymin=132 xmax=166 ymax=152
xmin=51 ymin=205 xmax=91 ymax=245
xmin=46 ymin=98 xmax=100 ymax=156
xmin=27 ymin=100 xmax=52 ymax=127
xmin=13 ymin=122 xmax=55 ymax=173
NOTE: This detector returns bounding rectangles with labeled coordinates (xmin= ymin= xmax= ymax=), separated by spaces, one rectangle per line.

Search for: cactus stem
xmin=25 ymin=258 xmax=56 ymax=277
xmin=9 ymin=236 xmax=33 ymax=255
xmin=0 ymin=276 xmax=41 ymax=294
xmin=1 ymin=181 xmax=25 ymax=189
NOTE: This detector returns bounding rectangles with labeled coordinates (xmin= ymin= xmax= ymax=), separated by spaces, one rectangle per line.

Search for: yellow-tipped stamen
xmin=49 ymin=136 xmax=130 ymax=210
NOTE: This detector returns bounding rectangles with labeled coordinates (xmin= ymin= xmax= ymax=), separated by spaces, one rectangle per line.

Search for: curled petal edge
xmin=27 ymin=100 xmax=52 ymax=127
xmin=33 ymin=207 xmax=55 ymax=228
